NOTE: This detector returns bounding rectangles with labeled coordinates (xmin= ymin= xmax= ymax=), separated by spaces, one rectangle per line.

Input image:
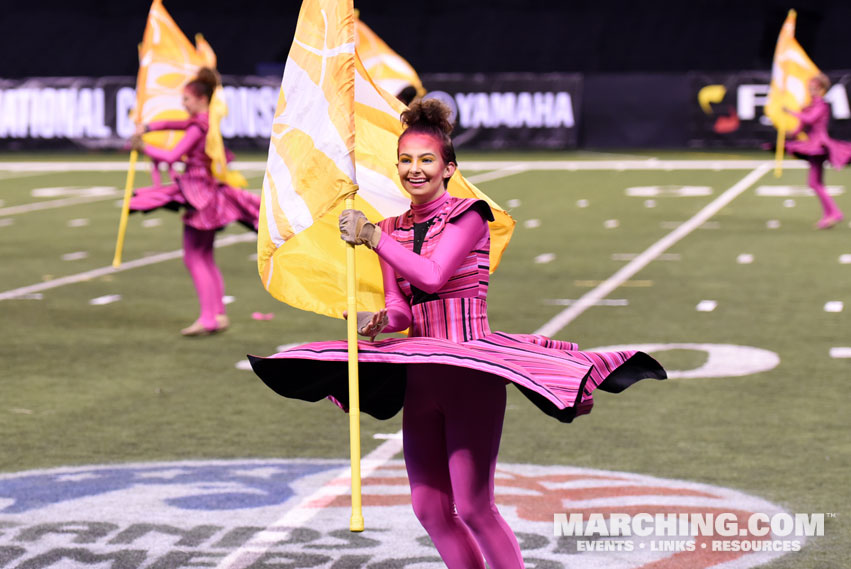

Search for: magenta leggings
xmin=183 ymin=225 xmax=225 ymax=330
xmin=808 ymin=158 xmax=842 ymax=219
xmin=403 ymin=364 xmax=524 ymax=569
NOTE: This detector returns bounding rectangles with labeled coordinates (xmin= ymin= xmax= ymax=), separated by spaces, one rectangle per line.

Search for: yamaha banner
xmin=0 ymin=76 xmax=280 ymax=151
xmin=0 ymin=73 xmax=582 ymax=151
xmin=689 ymin=71 xmax=851 ymax=148
xmin=421 ymin=73 xmax=582 ymax=149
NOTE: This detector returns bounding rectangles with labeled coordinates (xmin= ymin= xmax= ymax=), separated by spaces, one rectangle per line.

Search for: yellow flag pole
xmin=112 ymin=149 xmax=139 ymax=268
xmin=345 ymin=193 xmax=365 ymax=532
xmin=774 ymin=122 xmax=785 ymax=178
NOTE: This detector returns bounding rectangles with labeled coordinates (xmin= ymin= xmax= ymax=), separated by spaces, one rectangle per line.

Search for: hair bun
xmin=194 ymin=67 xmax=220 ymax=90
xmin=400 ymin=99 xmax=454 ymax=136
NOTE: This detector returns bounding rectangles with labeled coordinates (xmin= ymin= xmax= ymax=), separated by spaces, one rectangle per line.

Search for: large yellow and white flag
xmin=135 ymin=0 xmax=245 ymax=186
xmin=764 ymin=9 xmax=821 ymax=132
xmin=259 ymin=0 xmax=514 ymax=319
xmin=135 ymin=0 xmax=207 ymax=150
xmin=355 ymin=13 xmax=425 ymax=100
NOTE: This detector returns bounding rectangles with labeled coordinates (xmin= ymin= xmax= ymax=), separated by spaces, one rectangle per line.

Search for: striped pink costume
xmin=130 ymin=113 xmax=260 ymax=331
xmin=250 ymin=192 xmax=665 ymax=568
xmin=130 ymin=114 xmax=259 ymax=232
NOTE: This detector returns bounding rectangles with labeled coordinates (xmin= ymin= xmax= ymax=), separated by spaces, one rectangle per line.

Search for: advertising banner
xmin=689 ymin=71 xmax=851 ymax=148
xmin=0 ymin=76 xmax=280 ymax=151
xmin=420 ymin=73 xmax=582 ymax=149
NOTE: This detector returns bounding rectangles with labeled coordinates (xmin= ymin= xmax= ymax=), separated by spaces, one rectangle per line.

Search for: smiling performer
xmin=249 ymin=99 xmax=666 ymax=568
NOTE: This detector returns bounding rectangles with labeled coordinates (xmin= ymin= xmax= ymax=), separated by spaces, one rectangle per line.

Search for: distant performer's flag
xmin=764 ymin=9 xmax=821 ymax=134
xmin=135 ymin=0 xmax=244 ymax=187
xmin=258 ymin=3 xmax=514 ymax=320
xmin=135 ymin=0 xmax=208 ymax=151
xmin=355 ymin=12 xmax=425 ymax=100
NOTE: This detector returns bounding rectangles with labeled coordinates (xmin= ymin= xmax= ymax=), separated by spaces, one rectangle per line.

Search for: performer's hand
xmin=339 ymin=209 xmax=381 ymax=249
xmin=129 ymin=134 xmax=145 ymax=152
xmin=134 ymin=123 xmax=146 ymax=136
xmin=343 ymin=309 xmax=388 ymax=340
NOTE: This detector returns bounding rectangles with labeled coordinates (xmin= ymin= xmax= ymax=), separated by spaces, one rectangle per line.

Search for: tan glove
xmin=344 ymin=309 xmax=389 ymax=340
xmin=339 ymin=209 xmax=381 ymax=249
xmin=129 ymin=134 xmax=145 ymax=152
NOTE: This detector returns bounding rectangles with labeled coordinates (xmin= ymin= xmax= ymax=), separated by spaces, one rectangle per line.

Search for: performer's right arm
xmin=145 ymin=118 xmax=194 ymax=132
xmin=788 ymin=102 xmax=827 ymax=128
xmin=141 ymin=124 xmax=205 ymax=164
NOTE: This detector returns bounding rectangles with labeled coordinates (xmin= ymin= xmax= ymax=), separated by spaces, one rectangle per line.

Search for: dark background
xmin=3 ymin=0 xmax=850 ymax=78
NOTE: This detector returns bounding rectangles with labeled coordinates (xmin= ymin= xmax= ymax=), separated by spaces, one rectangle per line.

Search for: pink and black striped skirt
xmin=130 ymin=171 xmax=260 ymax=231
xmin=248 ymin=332 xmax=665 ymax=423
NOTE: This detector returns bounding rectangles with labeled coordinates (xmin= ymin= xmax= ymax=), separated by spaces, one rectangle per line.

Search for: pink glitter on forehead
xmin=399 ymin=131 xmax=443 ymax=149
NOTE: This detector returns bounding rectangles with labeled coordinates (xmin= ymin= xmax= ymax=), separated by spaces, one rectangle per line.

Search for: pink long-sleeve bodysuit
xmin=248 ymin=191 xmax=666 ymax=568
xmin=785 ymin=97 xmax=851 ymax=224
xmin=129 ymin=114 xmax=260 ymax=331
xmin=373 ymin=193 xmax=524 ymax=568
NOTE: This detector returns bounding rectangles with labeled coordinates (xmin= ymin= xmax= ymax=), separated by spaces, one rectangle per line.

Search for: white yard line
xmin=0 ymin=191 xmax=121 ymax=216
xmin=534 ymin=164 xmax=772 ymax=337
xmin=0 ymin=158 xmax=811 ymax=172
xmin=0 ymin=233 xmax=256 ymax=301
xmin=464 ymin=164 xmax=530 ymax=184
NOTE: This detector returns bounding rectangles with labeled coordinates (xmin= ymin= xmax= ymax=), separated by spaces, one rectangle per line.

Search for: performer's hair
xmin=185 ymin=67 xmax=220 ymax=102
xmin=813 ymin=73 xmax=831 ymax=92
xmin=399 ymin=99 xmax=457 ymax=168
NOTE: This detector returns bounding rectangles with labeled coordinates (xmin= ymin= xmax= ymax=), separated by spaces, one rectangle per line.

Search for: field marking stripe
xmin=0 ymin=159 xmax=810 ymax=172
xmin=534 ymin=164 xmax=772 ymax=337
xmin=465 ymin=164 xmax=530 ymax=184
xmin=0 ymin=233 xmax=256 ymax=301
xmin=0 ymin=193 xmax=121 ymax=216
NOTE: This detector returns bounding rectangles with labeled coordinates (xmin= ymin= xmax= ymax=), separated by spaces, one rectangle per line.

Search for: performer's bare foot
xmin=181 ymin=319 xmax=224 ymax=336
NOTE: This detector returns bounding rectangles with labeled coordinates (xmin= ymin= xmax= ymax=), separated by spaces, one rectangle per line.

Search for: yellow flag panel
xmin=259 ymin=0 xmax=514 ymax=319
xmin=764 ymin=10 xmax=821 ymax=133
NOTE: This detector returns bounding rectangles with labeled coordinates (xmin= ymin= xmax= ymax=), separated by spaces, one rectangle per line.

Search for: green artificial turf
xmin=0 ymin=153 xmax=848 ymax=567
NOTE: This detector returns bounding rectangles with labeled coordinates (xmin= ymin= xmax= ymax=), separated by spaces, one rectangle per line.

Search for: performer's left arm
xmin=373 ymin=209 xmax=488 ymax=294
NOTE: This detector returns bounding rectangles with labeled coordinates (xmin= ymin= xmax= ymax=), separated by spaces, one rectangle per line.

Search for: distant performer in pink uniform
xmin=783 ymin=74 xmax=851 ymax=229
xmin=249 ymin=100 xmax=666 ymax=569
xmin=129 ymin=68 xmax=260 ymax=336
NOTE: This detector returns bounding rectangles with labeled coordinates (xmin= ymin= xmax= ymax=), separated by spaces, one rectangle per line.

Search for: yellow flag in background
xmin=258 ymin=0 xmax=514 ymax=319
xmin=355 ymin=13 xmax=426 ymax=100
xmin=136 ymin=0 xmax=207 ymax=150
xmin=195 ymin=33 xmax=247 ymax=187
xmin=136 ymin=0 xmax=245 ymax=186
xmin=764 ymin=9 xmax=821 ymax=133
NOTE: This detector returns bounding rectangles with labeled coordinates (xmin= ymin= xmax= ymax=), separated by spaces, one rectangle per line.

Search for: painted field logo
xmin=0 ymin=460 xmax=804 ymax=568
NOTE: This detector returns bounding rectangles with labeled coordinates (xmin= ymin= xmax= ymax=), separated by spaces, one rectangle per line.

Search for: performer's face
xmin=397 ymin=133 xmax=456 ymax=204
xmin=182 ymin=88 xmax=207 ymax=115
xmin=808 ymin=79 xmax=826 ymax=99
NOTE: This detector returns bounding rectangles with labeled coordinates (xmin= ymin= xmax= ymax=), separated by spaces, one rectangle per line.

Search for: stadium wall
xmin=2 ymin=72 xmax=851 ymax=151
